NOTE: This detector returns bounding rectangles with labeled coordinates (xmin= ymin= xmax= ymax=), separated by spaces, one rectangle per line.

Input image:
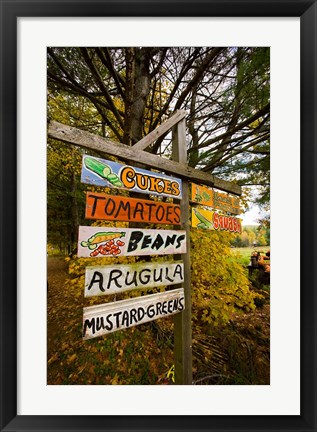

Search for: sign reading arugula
xmin=85 ymin=261 xmax=184 ymax=297
xmin=83 ymin=288 xmax=185 ymax=339
xmin=85 ymin=192 xmax=181 ymax=225
xmin=81 ymin=155 xmax=182 ymax=199
xmin=78 ymin=226 xmax=187 ymax=258
xmin=192 ymin=208 xmax=242 ymax=233
xmin=191 ymin=183 xmax=240 ymax=215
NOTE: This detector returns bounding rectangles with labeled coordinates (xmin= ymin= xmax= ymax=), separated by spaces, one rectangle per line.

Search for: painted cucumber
xmin=84 ymin=157 xmax=111 ymax=178
xmin=193 ymin=208 xmax=213 ymax=229
xmin=84 ymin=157 xmax=124 ymax=187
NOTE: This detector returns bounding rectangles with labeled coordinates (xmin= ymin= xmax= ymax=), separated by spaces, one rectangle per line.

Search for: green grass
xmin=231 ymin=246 xmax=270 ymax=266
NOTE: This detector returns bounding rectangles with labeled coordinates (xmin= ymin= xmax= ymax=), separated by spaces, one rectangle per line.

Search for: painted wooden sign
xmin=85 ymin=261 xmax=184 ymax=297
xmin=192 ymin=208 xmax=242 ymax=233
xmin=191 ymin=183 xmax=240 ymax=215
xmin=81 ymin=155 xmax=182 ymax=199
xmin=85 ymin=192 xmax=181 ymax=225
xmin=78 ymin=226 xmax=187 ymax=258
xmin=83 ymin=288 xmax=185 ymax=339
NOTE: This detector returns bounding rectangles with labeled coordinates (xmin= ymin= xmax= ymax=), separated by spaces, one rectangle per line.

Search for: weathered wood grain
xmin=172 ymin=119 xmax=193 ymax=385
xmin=133 ymin=110 xmax=187 ymax=151
xmin=48 ymin=120 xmax=241 ymax=195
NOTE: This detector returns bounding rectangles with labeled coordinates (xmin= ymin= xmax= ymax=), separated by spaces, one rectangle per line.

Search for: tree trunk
xmin=130 ymin=48 xmax=152 ymax=144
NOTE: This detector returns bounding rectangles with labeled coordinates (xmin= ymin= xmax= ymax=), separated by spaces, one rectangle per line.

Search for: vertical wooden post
xmin=172 ymin=119 xmax=193 ymax=385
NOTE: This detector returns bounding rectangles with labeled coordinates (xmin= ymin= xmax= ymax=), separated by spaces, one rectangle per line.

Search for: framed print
xmin=0 ymin=0 xmax=316 ymax=431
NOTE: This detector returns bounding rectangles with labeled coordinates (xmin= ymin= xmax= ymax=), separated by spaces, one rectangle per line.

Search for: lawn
xmin=231 ymin=246 xmax=270 ymax=266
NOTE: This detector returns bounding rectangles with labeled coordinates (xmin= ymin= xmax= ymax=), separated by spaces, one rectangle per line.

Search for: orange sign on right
xmin=191 ymin=183 xmax=240 ymax=215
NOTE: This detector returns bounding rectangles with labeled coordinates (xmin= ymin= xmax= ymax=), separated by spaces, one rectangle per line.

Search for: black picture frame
xmin=1 ymin=1 xmax=316 ymax=431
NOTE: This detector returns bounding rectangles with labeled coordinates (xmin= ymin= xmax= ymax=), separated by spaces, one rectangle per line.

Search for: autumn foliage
xmin=191 ymin=229 xmax=256 ymax=325
xmin=47 ymin=227 xmax=265 ymax=385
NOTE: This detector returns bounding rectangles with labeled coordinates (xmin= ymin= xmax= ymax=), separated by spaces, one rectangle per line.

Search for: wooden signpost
xmin=191 ymin=183 xmax=240 ymax=215
xmin=81 ymin=155 xmax=182 ymax=199
xmin=48 ymin=109 xmax=242 ymax=385
xmin=192 ymin=207 xmax=242 ymax=233
xmin=83 ymin=288 xmax=185 ymax=340
xmin=78 ymin=226 xmax=187 ymax=257
xmin=85 ymin=261 xmax=184 ymax=297
xmin=85 ymin=192 xmax=180 ymax=225
xmin=49 ymin=119 xmax=241 ymax=195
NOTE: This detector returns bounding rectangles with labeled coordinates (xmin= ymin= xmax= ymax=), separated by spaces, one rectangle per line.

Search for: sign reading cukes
xmin=81 ymin=155 xmax=182 ymax=199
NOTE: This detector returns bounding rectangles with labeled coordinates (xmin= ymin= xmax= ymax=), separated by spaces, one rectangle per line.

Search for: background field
xmin=231 ymin=246 xmax=270 ymax=266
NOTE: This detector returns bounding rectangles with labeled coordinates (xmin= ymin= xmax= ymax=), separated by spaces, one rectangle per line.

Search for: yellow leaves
xmin=191 ymin=228 xmax=255 ymax=325
xmin=66 ymin=353 xmax=77 ymax=364
xmin=48 ymin=352 xmax=59 ymax=365
xmin=111 ymin=373 xmax=120 ymax=385
xmin=61 ymin=342 xmax=70 ymax=350
xmin=249 ymin=118 xmax=261 ymax=130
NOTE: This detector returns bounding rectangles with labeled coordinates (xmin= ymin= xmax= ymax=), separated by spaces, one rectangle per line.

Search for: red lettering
xmin=224 ymin=216 xmax=229 ymax=230
xmin=213 ymin=212 xmax=219 ymax=230
xmin=237 ymin=219 xmax=242 ymax=233
xmin=233 ymin=218 xmax=237 ymax=232
xmin=219 ymin=215 xmax=224 ymax=229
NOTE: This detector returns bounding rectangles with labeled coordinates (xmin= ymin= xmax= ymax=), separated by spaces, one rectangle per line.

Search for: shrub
xmin=191 ymin=229 xmax=257 ymax=325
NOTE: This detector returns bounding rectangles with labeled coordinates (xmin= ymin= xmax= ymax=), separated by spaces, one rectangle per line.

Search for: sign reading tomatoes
xmin=81 ymin=155 xmax=182 ymax=199
xmin=85 ymin=192 xmax=180 ymax=225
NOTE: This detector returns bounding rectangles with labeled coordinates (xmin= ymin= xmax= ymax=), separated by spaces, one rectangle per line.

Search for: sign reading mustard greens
xmin=85 ymin=192 xmax=181 ymax=225
xmin=81 ymin=155 xmax=182 ymax=199
xmin=192 ymin=208 xmax=242 ymax=233
xmin=191 ymin=183 xmax=240 ymax=214
xmin=78 ymin=226 xmax=187 ymax=258
xmin=83 ymin=288 xmax=185 ymax=339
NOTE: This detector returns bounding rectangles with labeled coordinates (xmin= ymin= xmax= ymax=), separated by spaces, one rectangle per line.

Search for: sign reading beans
xmin=78 ymin=226 xmax=187 ymax=258
xmin=81 ymin=155 xmax=182 ymax=199
xmin=85 ymin=192 xmax=180 ymax=225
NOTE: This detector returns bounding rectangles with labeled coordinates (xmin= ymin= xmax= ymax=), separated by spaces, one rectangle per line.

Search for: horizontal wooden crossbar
xmin=48 ymin=120 xmax=242 ymax=196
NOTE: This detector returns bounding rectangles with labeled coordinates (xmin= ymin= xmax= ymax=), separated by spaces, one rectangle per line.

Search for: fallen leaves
xmin=47 ymin=257 xmax=173 ymax=385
